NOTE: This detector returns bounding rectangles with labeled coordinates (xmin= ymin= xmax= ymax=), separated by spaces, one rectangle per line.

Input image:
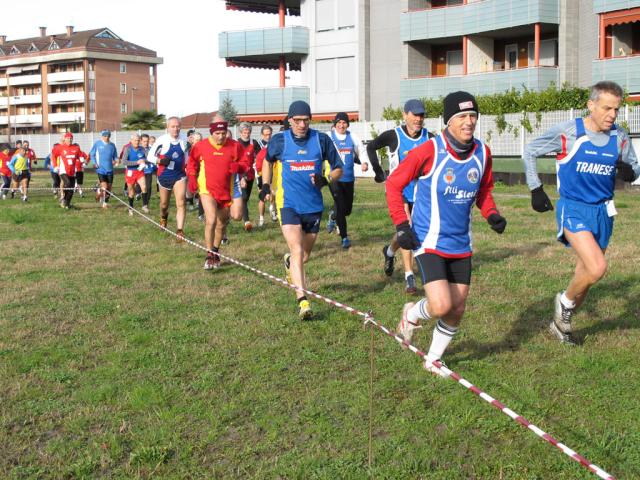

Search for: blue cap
xmin=288 ymin=100 xmax=312 ymax=118
xmin=100 ymin=129 xmax=111 ymax=137
xmin=403 ymin=99 xmax=425 ymax=115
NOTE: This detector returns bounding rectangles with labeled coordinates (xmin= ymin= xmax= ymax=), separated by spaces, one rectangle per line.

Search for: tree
xmin=121 ymin=110 xmax=166 ymax=130
xmin=218 ymin=96 xmax=239 ymax=126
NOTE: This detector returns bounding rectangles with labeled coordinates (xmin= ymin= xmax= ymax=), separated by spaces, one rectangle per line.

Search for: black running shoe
xmin=382 ymin=245 xmax=395 ymax=277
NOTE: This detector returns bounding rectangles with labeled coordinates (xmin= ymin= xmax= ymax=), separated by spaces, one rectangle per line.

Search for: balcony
xmin=10 ymin=94 xmax=42 ymax=105
xmin=8 ymin=74 xmax=42 ymax=87
xmin=219 ymin=26 xmax=308 ymax=70
xmin=219 ymin=86 xmax=310 ymax=115
xmin=593 ymin=0 xmax=640 ymax=13
xmin=592 ymin=55 xmax=640 ymax=94
xmin=48 ymin=112 xmax=86 ymax=124
xmin=400 ymin=66 xmax=560 ymax=100
xmin=224 ymin=0 xmax=301 ymax=15
xmin=0 ymin=114 xmax=43 ymax=126
xmin=48 ymin=91 xmax=85 ymax=104
xmin=401 ymin=0 xmax=560 ymax=42
xmin=47 ymin=71 xmax=84 ymax=85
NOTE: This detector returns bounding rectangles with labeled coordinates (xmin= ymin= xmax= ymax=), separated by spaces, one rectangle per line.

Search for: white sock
xmin=427 ymin=319 xmax=458 ymax=362
xmin=407 ymin=298 xmax=430 ymax=323
xmin=386 ymin=245 xmax=395 ymax=257
xmin=404 ymin=271 xmax=413 ymax=279
xmin=560 ymin=291 xmax=575 ymax=309
xmin=259 ymin=215 xmax=264 ymax=222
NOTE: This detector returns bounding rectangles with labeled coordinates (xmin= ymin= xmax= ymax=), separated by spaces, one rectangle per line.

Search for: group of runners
xmin=0 ymin=140 xmax=37 ymax=201
xmin=4 ymin=80 xmax=638 ymax=377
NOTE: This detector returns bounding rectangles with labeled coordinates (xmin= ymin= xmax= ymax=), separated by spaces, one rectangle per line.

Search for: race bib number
xmin=168 ymin=161 xmax=175 ymax=170
xmin=67 ymin=159 xmax=73 ymax=165
xmin=605 ymin=200 xmax=617 ymax=217
xmin=127 ymin=170 xmax=133 ymax=177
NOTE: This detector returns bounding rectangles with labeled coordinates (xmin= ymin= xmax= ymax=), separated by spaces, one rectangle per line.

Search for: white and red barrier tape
xmin=7 ymin=185 xmax=618 ymax=480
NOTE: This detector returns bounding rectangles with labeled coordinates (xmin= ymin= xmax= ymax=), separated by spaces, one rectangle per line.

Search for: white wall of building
xmin=301 ymin=0 xmax=359 ymax=113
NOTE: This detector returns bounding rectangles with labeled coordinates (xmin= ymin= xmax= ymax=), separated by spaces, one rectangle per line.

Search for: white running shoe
xmin=424 ymin=358 xmax=450 ymax=379
xmin=128 ymin=209 xmax=134 ymax=217
xmin=397 ymin=302 xmax=420 ymax=345
xmin=258 ymin=216 xmax=265 ymax=227
xmin=550 ymin=292 xmax=576 ymax=345
xmin=141 ymin=205 xmax=150 ymax=213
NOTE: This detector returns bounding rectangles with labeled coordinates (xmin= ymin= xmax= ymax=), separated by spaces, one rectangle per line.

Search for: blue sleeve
xmin=111 ymin=144 xmax=118 ymax=161
xmin=8 ymin=156 xmax=16 ymax=173
xmin=266 ymin=133 xmax=285 ymax=163
xmin=319 ymin=132 xmax=344 ymax=170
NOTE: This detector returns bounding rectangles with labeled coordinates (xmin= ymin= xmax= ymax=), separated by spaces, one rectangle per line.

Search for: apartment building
xmin=219 ymin=0 xmax=640 ymax=121
xmin=0 ymin=26 xmax=162 ymax=137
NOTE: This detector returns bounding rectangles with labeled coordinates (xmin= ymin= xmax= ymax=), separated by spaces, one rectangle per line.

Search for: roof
xmin=181 ymin=112 xmax=219 ymax=128
xmin=0 ymin=28 xmax=158 ymax=59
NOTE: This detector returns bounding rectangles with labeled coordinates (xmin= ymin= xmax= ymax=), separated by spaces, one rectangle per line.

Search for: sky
xmin=4 ymin=0 xmax=301 ymax=117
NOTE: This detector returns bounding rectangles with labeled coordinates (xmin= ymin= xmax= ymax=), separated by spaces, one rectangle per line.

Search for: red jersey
xmin=0 ymin=151 xmax=11 ymax=176
xmin=238 ymin=138 xmax=259 ymax=181
xmin=52 ymin=143 xmax=84 ymax=176
xmin=187 ymin=137 xmax=248 ymax=202
xmin=75 ymin=149 xmax=89 ymax=172
xmin=255 ymin=147 xmax=267 ymax=177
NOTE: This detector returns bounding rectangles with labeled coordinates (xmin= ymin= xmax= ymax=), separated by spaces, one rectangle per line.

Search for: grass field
xmin=2 ymin=171 xmax=640 ymax=479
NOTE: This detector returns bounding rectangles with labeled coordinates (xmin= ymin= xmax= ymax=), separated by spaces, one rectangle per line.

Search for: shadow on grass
xmin=450 ymin=275 xmax=640 ymax=362
xmin=472 ymin=240 xmax=556 ymax=266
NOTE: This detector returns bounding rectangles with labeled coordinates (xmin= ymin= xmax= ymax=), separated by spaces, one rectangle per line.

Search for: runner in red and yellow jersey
xmin=186 ymin=121 xmax=248 ymax=270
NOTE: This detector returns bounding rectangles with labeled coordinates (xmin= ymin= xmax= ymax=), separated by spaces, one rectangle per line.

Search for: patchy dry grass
xmin=1 ymin=171 xmax=639 ymax=479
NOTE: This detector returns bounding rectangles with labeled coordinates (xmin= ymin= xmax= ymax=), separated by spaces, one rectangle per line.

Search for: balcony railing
xmin=219 ymin=86 xmax=310 ymax=115
xmin=7 ymin=74 xmax=42 ymax=87
xmin=48 ymin=91 xmax=85 ymax=104
xmin=401 ymin=0 xmax=560 ymax=41
xmin=0 ymin=114 xmax=43 ymax=126
xmin=47 ymin=71 xmax=85 ymax=85
xmin=400 ymin=66 xmax=560 ymax=100
xmin=48 ymin=112 xmax=86 ymax=123
xmin=592 ymin=55 xmax=640 ymax=94
xmin=219 ymin=26 xmax=309 ymax=59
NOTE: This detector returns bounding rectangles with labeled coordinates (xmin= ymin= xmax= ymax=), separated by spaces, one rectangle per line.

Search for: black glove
xmin=396 ymin=222 xmax=420 ymax=250
xmin=616 ymin=160 xmax=636 ymax=182
xmin=374 ymin=171 xmax=386 ymax=183
xmin=257 ymin=176 xmax=263 ymax=190
xmin=157 ymin=154 xmax=170 ymax=167
xmin=312 ymin=173 xmax=329 ymax=189
xmin=531 ymin=186 xmax=553 ymax=212
xmin=487 ymin=213 xmax=507 ymax=234
xmin=258 ymin=183 xmax=271 ymax=201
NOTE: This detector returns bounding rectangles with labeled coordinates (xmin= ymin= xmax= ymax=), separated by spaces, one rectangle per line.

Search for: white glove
xmin=53 ymin=167 xmax=59 ymax=174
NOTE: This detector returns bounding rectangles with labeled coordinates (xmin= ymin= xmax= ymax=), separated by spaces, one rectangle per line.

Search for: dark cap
xmin=288 ymin=100 xmax=312 ymax=118
xmin=403 ymin=99 xmax=425 ymax=115
xmin=333 ymin=112 xmax=350 ymax=126
xmin=443 ymin=91 xmax=479 ymax=124
xmin=187 ymin=129 xmax=196 ymax=137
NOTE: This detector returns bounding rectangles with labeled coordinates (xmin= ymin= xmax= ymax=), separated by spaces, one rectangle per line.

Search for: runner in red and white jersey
xmin=52 ymin=132 xmax=85 ymax=208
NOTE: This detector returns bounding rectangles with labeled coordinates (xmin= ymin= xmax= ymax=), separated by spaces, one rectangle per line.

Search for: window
xmin=121 ymin=103 xmax=127 ymax=114
xmin=10 ymin=45 xmax=20 ymax=55
xmin=120 ymin=83 xmax=127 ymax=94
xmin=505 ymin=44 xmax=518 ymax=70
xmin=88 ymin=79 xmax=95 ymax=92
xmin=316 ymin=56 xmax=356 ymax=93
xmin=28 ymin=43 xmax=39 ymax=53
xmin=95 ymin=29 xmax=117 ymax=39
xmin=447 ymin=50 xmax=463 ymax=75
xmin=316 ymin=0 xmax=354 ymax=32
xmin=89 ymin=100 xmax=95 ymax=113
xmin=120 ymin=63 xmax=127 ymax=74
xmin=48 ymin=41 xmax=59 ymax=50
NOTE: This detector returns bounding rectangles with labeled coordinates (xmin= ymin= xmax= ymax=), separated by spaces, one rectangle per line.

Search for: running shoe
xmin=269 ymin=204 xmax=278 ymax=222
xmin=341 ymin=237 xmax=351 ymax=249
xmin=160 ymin=218 xmax=168 ymax=229
xmin=397 ymin=302 xmax=420 ymax=345
xmin=1 ymin=194 xmax=6 ymax=200
xmin=10 ymin=191 xmax=15 ymax=199
xmin=244 ymin=221 xmax=253 ymax=232
xmin=79 ymin=190 xmax=84 ymax=198
xmin=176 ymin=229 xmax=185 ymax=243
xmin=326 ymin=212 xmax=336 ymax=234
xmin=128 ymin=209 xmax=134 ymax=217
xmin=284 ymin=253 xmax=292 ymax=284
xmin=382 ymin=245 xmax=395 ymax=277
xmin=204 ymin=254 xmax=216 ymax=270
xmin=298 ymin=299 xmax=313 ymax=320
xmin=424 ymin=358 xmax=450 ymax=379
xmin=198 ymin=214 xmax=204 ymax=222
xmin=258 ymin=217 xmax=265 ymax=227
xmin=550 ymin=292 xmax=576 ymax=345
xmin=405 ymin=274 xmax=417 ymax=294
xmin=141 ymin=205 xmax=149 ymax=213
xmin=135 ymin=193 xmax=141 ymax=201
xmin=22 ymin=196 xmax=27 ymax=202
xmin=102 ymin=203 xmax=109 ymax=209
xmin=221 ymin=236 xmax=229 ymax=246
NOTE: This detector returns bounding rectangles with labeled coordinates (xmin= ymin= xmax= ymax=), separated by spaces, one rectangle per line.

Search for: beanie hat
xmin=63 ymin=132 xmax=73 ymax=139
xmin=209 ymin=121 xmax=228 ymax=134
xmin=443 ymin=91 xmax=478 ymax=124
xmin=287 ymin=100 xmax=312 ymax=118
xmin=333 ymin=112 xmax=350 ymax=126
